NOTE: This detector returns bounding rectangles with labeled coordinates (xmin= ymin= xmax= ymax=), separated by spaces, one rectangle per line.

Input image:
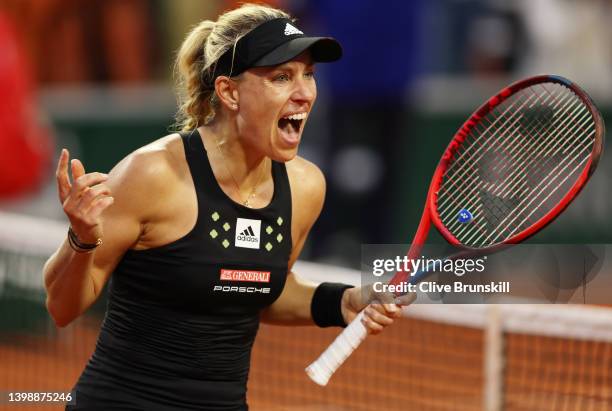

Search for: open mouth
xmin=278 ymin=112 xmax=307 ymax=135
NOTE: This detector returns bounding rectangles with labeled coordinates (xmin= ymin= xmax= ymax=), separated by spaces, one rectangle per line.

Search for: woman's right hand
xmin=56 ymin=149 xmax=114 ymax=244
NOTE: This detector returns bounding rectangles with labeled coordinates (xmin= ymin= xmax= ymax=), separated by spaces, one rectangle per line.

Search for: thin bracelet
xmin=67 ymin=227 xmax=102 ymax=253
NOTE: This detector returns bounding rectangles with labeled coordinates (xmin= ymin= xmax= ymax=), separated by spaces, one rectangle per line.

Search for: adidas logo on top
xmin=284 ymin=23 xmax=303 ymax=36
xmin=239 ymin=226 xmax=256 ymax=237
xmin=235 ymin=218 xmax=261 ymax=249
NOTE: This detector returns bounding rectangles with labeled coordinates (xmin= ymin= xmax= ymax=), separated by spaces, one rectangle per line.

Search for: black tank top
xmin=70 ymin=130 xmax=292 ymax=410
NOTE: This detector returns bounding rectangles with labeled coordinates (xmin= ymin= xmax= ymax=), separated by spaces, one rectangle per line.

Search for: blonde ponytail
xmin=173 ymin=4 xmax=290 ymax=131
xmin=174 ymin=20 xmax=215 ymax=131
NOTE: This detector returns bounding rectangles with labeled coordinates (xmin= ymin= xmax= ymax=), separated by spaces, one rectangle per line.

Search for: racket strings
xmin=441 ymin=87 xmax=553 ymax=183
xmin=445 ymin=84 xmax=577 ymax=203
xmin=474 ymin=140 xmax=591 ymax=246
xmin=437 ymin=86 xmax=564 ymax=215
xmin=477 ymin=97 xmax=594 ymax=243
xmin=456 ymin=100 xmax=593 ymax=246
xmin=439 ymin=84 xmax=577 ymax=213
xmin=454 ymin=95 xmax=592 ymax=246
xmin=477 ymin=87 xmax=586 ymax=198
xmin=435 ymin=89 xmax=555 ymax=239
xmin=508 ymin=84 xmax=594 ymax=194
xmin=436 ymin=82 xmax=596 ymax=247
xmin=498 ymin=146 xmax=591 ymax=242
xmin=439 ymin=86 xmax=572 ymax=238
xmin=469 ymin=98 xmax=593 ymax=243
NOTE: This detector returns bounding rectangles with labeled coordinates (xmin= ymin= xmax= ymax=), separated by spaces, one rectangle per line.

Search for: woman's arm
xmin=260 ymin=158 xmax=410 ymax=332
xmin=43 ymin=144 xmax=178 ymax=327
xmin=260 ymin=270 xmax=317 ymax=325
xmin=261 ymin=272 xmax=406 ymax=333
xmin=44 ymin=150 xmax=141 ymax=326
xmin=260 ymin=157 xmax=322 ymax=325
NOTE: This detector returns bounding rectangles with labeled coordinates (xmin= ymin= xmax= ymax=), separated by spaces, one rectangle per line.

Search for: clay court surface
xmin=3 ymin=314 xmax=611 ymax=411
xmin=1 ymin=316 xmax=484 ymax=411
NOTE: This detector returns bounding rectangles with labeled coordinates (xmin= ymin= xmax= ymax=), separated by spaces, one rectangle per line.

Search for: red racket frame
xmin=305 ymin=75 xmax=605 ymax=387
xmin=392 ymin=75 xmax=605 ymax=286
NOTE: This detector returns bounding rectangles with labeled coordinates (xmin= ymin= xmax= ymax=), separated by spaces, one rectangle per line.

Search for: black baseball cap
xmin=209 ymin=18 xmax=342 ymax=84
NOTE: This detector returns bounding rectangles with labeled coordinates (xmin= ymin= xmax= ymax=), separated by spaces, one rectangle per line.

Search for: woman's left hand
xmin=340 ymin=286 xmax=415 ymax=335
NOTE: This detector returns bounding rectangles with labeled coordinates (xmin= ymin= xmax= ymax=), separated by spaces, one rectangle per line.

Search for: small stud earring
xmin=233 ymin=104 xmax=238 ymax=110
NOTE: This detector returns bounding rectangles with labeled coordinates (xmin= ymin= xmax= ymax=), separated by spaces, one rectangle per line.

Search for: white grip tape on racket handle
xmin=305 ymin=310 xmax=368 ymax=386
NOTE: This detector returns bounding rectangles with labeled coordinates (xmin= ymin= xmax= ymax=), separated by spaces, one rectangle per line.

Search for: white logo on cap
xmin=284 ymin=23 xmax=304 ymax=36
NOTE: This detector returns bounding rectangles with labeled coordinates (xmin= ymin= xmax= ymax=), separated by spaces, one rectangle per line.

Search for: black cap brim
xmin=253 ymin=37 xmax=342 ymax=67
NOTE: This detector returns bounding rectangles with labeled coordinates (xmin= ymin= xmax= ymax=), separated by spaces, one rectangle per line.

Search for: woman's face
xmin=234 ymin=51 xmax=317 ymax=162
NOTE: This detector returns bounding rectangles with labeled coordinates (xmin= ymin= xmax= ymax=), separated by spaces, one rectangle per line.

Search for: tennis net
xmin=1 ymin=211 xmax=611 ymax=411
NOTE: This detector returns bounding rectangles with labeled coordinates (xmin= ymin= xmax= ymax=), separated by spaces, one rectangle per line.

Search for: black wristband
xmin=311 ymin=282 xmax=354 ymax=328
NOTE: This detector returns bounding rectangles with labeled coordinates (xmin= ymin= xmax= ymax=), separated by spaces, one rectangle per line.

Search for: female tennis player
xmin=43 ymin=4 xmax=411 ymax=410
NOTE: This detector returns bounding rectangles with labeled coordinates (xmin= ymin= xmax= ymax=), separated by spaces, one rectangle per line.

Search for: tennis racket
xmin=306 ymin=75 xmax=605 ymax=386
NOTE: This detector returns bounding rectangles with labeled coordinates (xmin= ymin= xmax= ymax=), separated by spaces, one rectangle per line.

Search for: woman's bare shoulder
xmin=105 ymin=133 xmax=190 ymax=214
xmin=285 ymin=156 xmax=326 ymax=229
xmin=111 ymin=133 xmax=187 ymax=185
xmin=285 ymin=156 xmax=325 ymax=198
